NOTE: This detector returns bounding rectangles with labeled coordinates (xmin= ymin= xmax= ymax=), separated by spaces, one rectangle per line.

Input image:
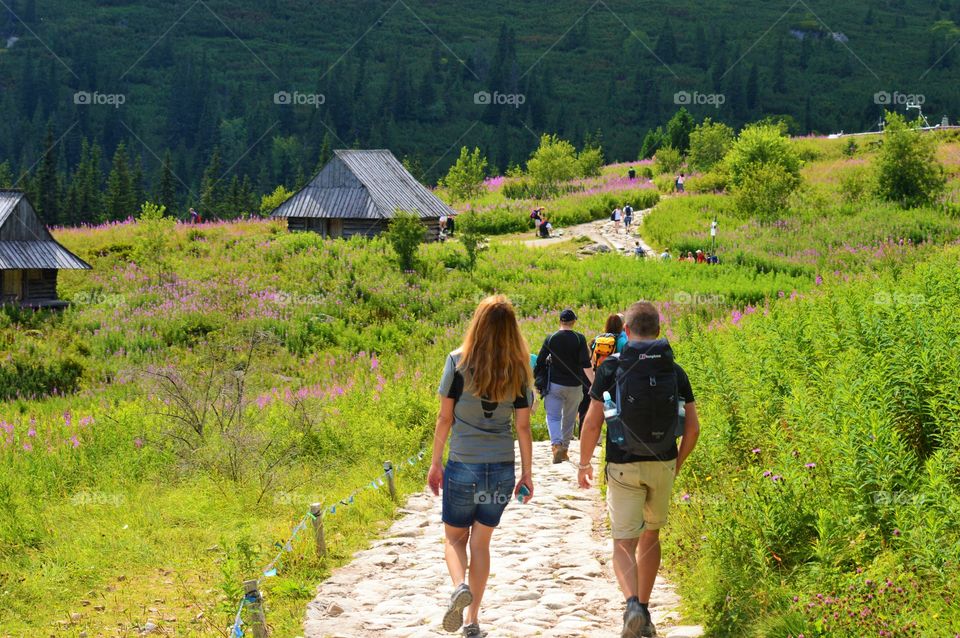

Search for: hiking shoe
xmin=558 ymin=446 xmax=570 ymax=463
xmin=462 ymin=623 xmax=485 ymax=637
xmin=552 ymin=445 xmax=564 ymax=464
xmin=622 ymin=599 xmax=645 ymax=638
xmin=442 ymin=583 xmax=473 ymax=633
xmin=641 ymin=609 xmax=657 ymax=637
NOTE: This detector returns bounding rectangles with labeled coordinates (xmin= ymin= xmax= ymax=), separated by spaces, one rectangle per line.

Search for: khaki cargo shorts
xmin=605 ymin=459 xmax=677 ymax=539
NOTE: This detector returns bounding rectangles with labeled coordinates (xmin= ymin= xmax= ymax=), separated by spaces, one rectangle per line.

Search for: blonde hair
xmin=458 ymin=295 xmax=532 ymax=402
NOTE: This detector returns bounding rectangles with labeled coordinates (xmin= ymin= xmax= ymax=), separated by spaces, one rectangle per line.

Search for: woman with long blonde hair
xmin=427 ymin=295 xmax=535 ymax=637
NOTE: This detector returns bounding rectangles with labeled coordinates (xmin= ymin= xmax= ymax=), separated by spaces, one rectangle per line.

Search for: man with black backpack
xmin=534 ymin=309 xmax=594 ymax=465
xmin=576 ymin=301 xmax=700 ymax=638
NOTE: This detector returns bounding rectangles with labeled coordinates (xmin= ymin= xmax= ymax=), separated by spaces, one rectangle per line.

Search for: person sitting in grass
xmin=428 ymin=295 xmax=535 ymax=637
xmin=577 ymin=301 xmax=700 ymax=638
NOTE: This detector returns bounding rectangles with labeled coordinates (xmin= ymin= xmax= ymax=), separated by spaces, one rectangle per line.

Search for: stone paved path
xmin=521 ymin=208 xmax=658 ymax=258
xmin=304 ymin=441 xmax=702 ymax=638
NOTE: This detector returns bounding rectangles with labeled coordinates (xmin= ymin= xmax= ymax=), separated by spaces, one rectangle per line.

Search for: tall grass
xmin=668 ymin=247 xmax=960 ymax=636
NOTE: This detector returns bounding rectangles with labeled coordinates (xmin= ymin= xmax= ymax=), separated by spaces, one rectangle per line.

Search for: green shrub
xmin=440 ymin=146 xmax=488 ymax=203
xmin=0 ymin=355 xmax=84 ymax=401
xmin=688 ymin=118 xmax=735 ymax=172
xmin=653 ymin=146 xmax=683 ymax=175
xmin=577 ymin=146 xmax=604 ymax=178
xmin=839 ymin=166 xmax=874 ymax=204
xmin=733 ymin=162 xmax=801 ymax=220
xmin=502 ymin=178 xmax=542 ymax=200
xmin=725 ymin=123 xmax=802 ymax=187
xmin=875 ymin=111 xmax=946 ymax=208
xmin=527 ymin=134 xmax=580 ymax=196
xmin=653 ymin=174 xmax=677 ymax=193
xmin=685 ymin=171 xmax=728 ymax=193
xmin=384 ymin=210 xmax=425 ymax=270
xmin=260 ymin=185 xmax=294 ymax=216
xmin=456 ymin=211 xmax=486 ymax=269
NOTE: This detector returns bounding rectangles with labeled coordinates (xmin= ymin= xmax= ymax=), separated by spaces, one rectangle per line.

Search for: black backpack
xmin=612 ymin=339 xmax=680 ymax=457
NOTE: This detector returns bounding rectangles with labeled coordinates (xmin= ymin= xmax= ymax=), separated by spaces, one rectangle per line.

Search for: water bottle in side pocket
xmin=603 ymin=391 xmax=625 ymax=445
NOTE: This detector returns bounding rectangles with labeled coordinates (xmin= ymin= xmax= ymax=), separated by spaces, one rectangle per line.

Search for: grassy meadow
xmin=2 ymin=132 xmax=960 ymax=637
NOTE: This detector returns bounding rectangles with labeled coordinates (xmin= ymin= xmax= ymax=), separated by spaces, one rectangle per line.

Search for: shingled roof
xmin=0 ymin=190 xmax=91 ymax=270
xmin=271 ymin=150 xmax=454 ymax=220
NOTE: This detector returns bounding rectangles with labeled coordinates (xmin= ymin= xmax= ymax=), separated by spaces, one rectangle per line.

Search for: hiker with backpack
xmin=589 ymin=313 xmax=625 ymax=369
xmin=530 ymin=206 xmax=545 ymax=234
xmin=611 ymin=207 xmax=623 ymax=232
xmin=577 ymin=301 xmax=700 ymax=638
xmin=623 ymin=204 xmax=634 ymax=230
xmin=580 ymin=313 xmax=627 ymax=434
xmin=533 ymin=309 xmax=594 ymax=464
xmin=427 ymin=295 xmax=535 ymax=637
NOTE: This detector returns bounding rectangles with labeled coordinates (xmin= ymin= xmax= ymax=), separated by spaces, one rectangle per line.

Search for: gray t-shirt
xmin=438 ymin=352 xmax=533 ymax=464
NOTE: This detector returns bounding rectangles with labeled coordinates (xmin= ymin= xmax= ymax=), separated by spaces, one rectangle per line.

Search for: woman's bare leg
xmin=444 ymin=524 xmax=470 ymax=585
xmin=464 ymin=522 xmax=495 ymax=625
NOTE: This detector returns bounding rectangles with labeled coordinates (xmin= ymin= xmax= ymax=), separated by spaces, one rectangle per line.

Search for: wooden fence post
xmin=309 ymin=503 xmax=326 ymax=559
xmin=243 ymin=579 xmax=268 ymax=638
xmin=384 ymin=461 xmax=397 ymax=502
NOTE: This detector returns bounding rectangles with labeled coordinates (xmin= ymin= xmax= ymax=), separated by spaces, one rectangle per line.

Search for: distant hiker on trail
xmin=530 ymin=206 xmax=545 ymax=234
xmin=634 ymin=242 xmax=645 ymax=258
xmin=612 ymin=207 xmax=623 ymax=232
xmin=675 ymin=173 xmax=685 ymax=193
xmin=695 ymin=249 xmax=706 ymax=264
xmin=659 ymin=248 xmax=671 ymax=260
xmin=623 ymin=204 xmax=634 ymax=230
xmin=428 ymin=295 xmax=534 ymax=637
xmin=577 ymin=301 xmax=700 ymax=638
xmin=538 ymin=213 xmax=551 ymax=238
xmin=189 ymin=208 xmax=199 ymax=224
xmin=533 ymin=309 xmax=594 ymax=464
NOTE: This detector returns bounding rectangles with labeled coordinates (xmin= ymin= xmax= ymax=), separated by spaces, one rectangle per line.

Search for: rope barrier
xmin=229 ymin=447 xmax=429 ymax=636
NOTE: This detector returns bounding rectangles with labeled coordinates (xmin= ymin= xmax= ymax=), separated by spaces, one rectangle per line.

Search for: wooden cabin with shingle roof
xmin=0 ymin=190 xmax=91 ymax=308
xmin=270 ymin=149 xmax=453 ymax=240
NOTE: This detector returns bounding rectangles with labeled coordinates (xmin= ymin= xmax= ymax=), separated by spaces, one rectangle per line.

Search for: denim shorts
xmin=442 ymin=461 xmax=516 ymax=528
